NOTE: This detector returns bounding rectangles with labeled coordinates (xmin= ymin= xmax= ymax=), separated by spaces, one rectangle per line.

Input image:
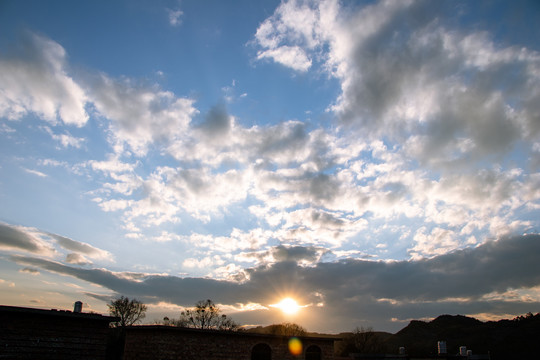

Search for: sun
xmin=273 ymin=297 xmax=301 ymax=315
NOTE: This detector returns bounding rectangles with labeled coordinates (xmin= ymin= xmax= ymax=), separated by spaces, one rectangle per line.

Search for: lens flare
xmin=288 ymin=337 xmax=303 ymax=356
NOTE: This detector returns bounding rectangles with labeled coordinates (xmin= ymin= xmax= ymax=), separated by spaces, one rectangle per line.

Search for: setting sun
xmin=272 ymin=297 xmax=300 ymax=315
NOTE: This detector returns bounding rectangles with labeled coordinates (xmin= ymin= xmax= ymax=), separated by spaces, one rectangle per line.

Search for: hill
xmin=382 ymin=313 xmax=540 ymax=359
xmin=243 ymin=313 xmax=540 ymax=359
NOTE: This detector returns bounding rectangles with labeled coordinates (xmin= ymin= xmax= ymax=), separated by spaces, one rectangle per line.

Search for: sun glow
xmin=272 ymin=297 xmax=301 ymax=315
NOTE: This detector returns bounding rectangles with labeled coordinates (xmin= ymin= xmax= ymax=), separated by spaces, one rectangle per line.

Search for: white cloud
xmin=0 ymin=33 xmax=88 ymax=126
xmin=188 ymin=228 xmax=270 ymax=254
xmin=253 ymin=0 xmax=328 ymax=72
xmin=43 ymin=126 xmax=85 ymax=148
xmin=65 ymin=253 xmax=92 ymax=265
xmin=94 ymin=198 xmax=131 ymax=212
xmin=340 ymin=7 xmax=538 ymax=167
xmin=246 ymin=0 xmax=540 ymax=267
xmin=182 ymin=255 xmax=225 ymax=270
xmin=0 ymin=123 xmax=15 ymax=133
xmin=2 ymin=3 xmax=538 ymax=297
xmin=410 ymin=226 xmax=460 ymax=260
xmin=89 ymin=74 xmax=198 ymax=156
xmin=253 ymin=0 xmax=540 ymax=173
xmin=24 ymin=168 xmax=48 ymax=178
xmin=49 ymin=233 xmax=113 ymax=262
xmin=151 ymin=231 xmax=182 ymax=243
xmin=88 ymin=155 xmax=138 ymax=176
xmin=39 ymin=158 xmax=68 ymax=167
xmin=167 ymin=8 xmax=183 ymax=27
xmin=0 ymin=222 xmax=114 ymax=269
xmin=257 ymin=46 xmax=312 ymax=72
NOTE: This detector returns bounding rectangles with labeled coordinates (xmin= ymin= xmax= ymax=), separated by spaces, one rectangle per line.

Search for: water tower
xmin=73 ymin=301 xmax=83 ymax=313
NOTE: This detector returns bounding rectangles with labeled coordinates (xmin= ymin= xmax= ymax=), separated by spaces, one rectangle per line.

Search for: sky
xmin=1 ymin=0 xmax=540 ymax=334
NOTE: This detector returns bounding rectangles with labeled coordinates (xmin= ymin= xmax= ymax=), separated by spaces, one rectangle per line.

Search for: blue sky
xmin=1 ymin=0 xmax=540 ymax=333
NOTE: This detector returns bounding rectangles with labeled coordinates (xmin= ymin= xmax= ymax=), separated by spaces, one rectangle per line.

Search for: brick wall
xmin=122 ymin=326 xmax=336 ymax=360
xmin=0 ymin=305 xmax=117 ymax=360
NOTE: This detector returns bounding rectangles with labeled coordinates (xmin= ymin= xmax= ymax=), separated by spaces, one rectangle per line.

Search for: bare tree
xmin=178 ymin=299 xmax=239 ymax=331
xmin=342 ymin=326 xmax=383 ymax=354
xmin=108 ymin=296 xmax=147 ymax=327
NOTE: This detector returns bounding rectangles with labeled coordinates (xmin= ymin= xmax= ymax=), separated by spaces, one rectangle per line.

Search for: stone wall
xmin=122 ymin=326 xmax=335 ymax=360
xmin=0 ymin=305 xmax=117 ymax=360
xmin=0 ymin=305 xmax=336 ymax=360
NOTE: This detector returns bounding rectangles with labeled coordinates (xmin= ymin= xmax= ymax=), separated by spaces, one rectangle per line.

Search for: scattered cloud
xmin=89 ymin=74 xmax=198 ymax=156
xmin=0 ymin=123 xmax=15 ymax=134
xmin=167 ymin=8 xmax=183 ymax=27
xmin=2 ymin=0 xmax=540 ymax=333
xmin=43 ymin=126 xmax=85 ymax=149
xmin=0 ymin=279 xmax=16 ymax=287
xmin=19 ymin=267 xmax=40 ymax=275
xmin=253 ymin=0 xmax=540 ymax=172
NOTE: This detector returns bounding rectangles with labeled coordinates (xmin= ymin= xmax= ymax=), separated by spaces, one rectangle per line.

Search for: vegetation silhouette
xmin=336 ymin=326 xmax=386 ymax=356
xmin=156 ymin=299 xmax=239 ymax=331
xmin=247 ymin=322 xmax=307 ymax=336
xmin=107 ymin=296 xmax=147 ymax=328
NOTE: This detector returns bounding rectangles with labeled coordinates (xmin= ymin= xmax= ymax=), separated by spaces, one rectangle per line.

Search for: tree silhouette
xmin=339 ymin=326 xmax=383 ymax=355
xmin=179 ymin=299 xmax=239 ymax=331
xmin=107 ymin=296 xmax=147 ymax=327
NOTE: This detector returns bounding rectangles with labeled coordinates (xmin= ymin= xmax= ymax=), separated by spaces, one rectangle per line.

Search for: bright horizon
xmin=1 ymin=0 xmax=540 ymax=333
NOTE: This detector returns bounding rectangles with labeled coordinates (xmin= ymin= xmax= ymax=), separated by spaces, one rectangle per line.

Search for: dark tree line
xmin=247 ymin=322 xmax=307 ymax=336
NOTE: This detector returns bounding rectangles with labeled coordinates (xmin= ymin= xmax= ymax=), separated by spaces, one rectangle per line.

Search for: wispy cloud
xmin=0 ymin=223 xmax=56 ymax=257
xmin=43 ymin=126 xmax=85 ymax=149
xmin=49 ymin=232 xmax=113 ymax=262
xmin=23 ymin=168 xmax=48 ymax=178
xmin=0 ymin=222 xmax=112 ymax=264
xmin=0 ymin=279 xmax=16 ymax=287
xmin=19 ymin=267 xmax=40 ymax=275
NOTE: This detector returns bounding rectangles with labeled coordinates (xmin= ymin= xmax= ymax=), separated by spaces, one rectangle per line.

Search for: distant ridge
xmin=245 ymin=314 xmax=540 ymax=359
xmin=382 ymin=313 xmax=540 ymax=359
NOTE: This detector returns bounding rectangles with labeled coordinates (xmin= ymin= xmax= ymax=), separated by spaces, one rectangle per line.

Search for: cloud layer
xmin=9 ymin=234 xmax=540 ymax=332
